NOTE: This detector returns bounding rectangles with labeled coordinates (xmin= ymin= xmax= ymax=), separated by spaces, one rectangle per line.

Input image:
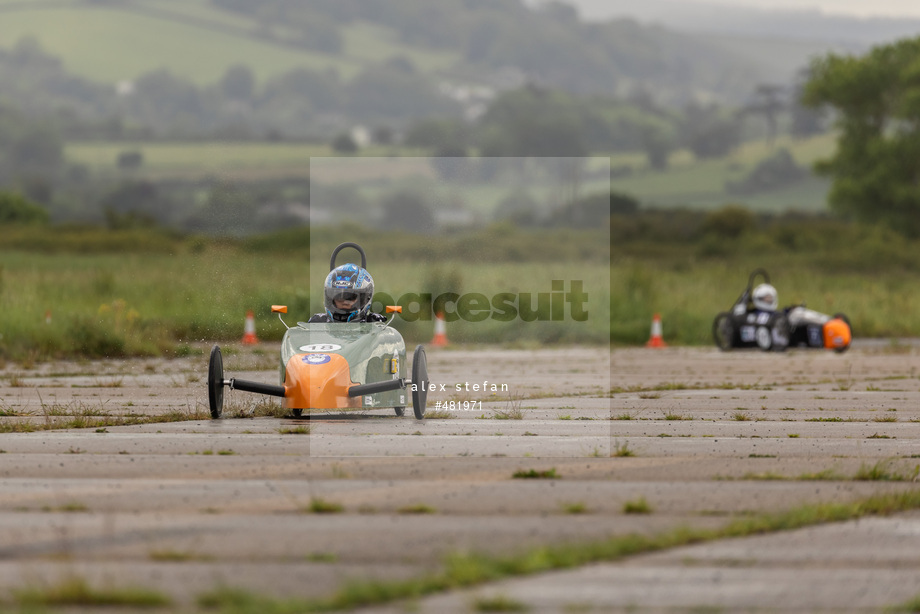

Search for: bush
xmin=0 ymin=192 xmax=49 ymax=225
xmin=331 ymin=133 xmax=358 ymax=154
xmin=726 ymin=148 xmax=808 ymax=195
xmin=702 ymin=204 xmax=755 ymax=239
xmin=116 ymin=150 xmax=144 ymax=170
xmin=548 ymin=191 xmax=637 ymax=229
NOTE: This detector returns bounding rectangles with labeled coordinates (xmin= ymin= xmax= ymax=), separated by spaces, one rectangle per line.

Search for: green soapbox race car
xmin=207 ymin=242 xmax=430 ymax=419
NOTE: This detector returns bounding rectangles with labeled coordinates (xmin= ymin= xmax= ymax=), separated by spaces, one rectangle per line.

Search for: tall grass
xmin=0 ymin=242 xmax=310 ymax=358
xmin=0 ymin=228 xmax=609 ymax=359
xmin=3 ymin=220 xmax=920 ymax=359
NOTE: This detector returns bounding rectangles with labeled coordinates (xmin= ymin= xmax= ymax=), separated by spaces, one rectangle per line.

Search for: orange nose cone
xmin=284 ymin=353 xmax=361 ymax=410
xmin=823 ymin=318 xmax=851 ymax=350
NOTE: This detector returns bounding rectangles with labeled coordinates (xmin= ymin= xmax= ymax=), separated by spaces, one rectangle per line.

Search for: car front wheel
xmin=755 ymin=325 xmax=773 ymax=351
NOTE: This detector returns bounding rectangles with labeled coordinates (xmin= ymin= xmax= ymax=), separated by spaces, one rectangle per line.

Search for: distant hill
xmin=0 ymin=0 xmax=779 ymax=105
xmin=562 ymin=0 xmax=920 ymax=45
xmin=0 ymin=0 xmax=396 ymax=85
xmin=1 ymin=0 xmax=905 ymax=139
xmin=559 ymin=0 xmax=920 ymax=84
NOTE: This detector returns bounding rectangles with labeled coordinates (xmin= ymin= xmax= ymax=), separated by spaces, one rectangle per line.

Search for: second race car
xmin=712 ymin=269 xmax=851 ymax=353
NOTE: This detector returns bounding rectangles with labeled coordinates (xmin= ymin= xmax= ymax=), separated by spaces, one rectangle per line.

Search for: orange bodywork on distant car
xmin=823 ymin=318 xmax=851 ymax=351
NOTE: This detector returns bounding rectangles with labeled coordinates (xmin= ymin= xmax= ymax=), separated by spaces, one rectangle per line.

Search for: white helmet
xmin=752 ymin=283 xmax=778 ymax=311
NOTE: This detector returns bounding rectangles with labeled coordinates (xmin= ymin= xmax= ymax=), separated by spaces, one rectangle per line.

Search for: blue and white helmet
xmin=324 ymin=264 xmax=374 ymax=322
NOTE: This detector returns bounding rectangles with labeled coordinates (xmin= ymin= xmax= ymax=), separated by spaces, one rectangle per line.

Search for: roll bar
xmin=330 ymin=242 xmax=367 ymax=271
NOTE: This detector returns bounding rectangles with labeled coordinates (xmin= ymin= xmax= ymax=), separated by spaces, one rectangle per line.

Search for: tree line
xmin=211 ymin=0 xmax=763 ymax=102
xmin=1 ymin=31 xmax=919 ymax=239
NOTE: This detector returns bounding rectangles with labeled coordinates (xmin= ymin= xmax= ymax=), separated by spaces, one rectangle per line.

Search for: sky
xmin=564 ymin=0 xmax=920 ymax=19
xmin=704 ymin=0 xmax=920 ymax=18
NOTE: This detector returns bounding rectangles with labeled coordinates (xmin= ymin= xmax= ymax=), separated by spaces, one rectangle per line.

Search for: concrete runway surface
xmin=0 ymin=342 xmax=919 ymax=612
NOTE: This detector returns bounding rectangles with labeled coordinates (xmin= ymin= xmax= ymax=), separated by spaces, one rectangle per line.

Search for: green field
xmin=67 ymin=133 xmax=837 ymax=213
xmin=2 ymin=221 xmax=920 ymax=362
xmin=65 ymin=143 xmax=432 ymax=181
xmin=607 ymin=134 xmax=837 ymax=212
xmin=68 ymin=142 xmax=325 ymax=180
xmin=0 ymin=0 xmax=459 ymax=85
xmin=341 ymin=22 xmax=461 ymax=73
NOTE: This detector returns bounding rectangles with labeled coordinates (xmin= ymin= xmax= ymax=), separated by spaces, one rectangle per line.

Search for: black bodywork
xmin=712 ymin=269 xmax=851 ymax=353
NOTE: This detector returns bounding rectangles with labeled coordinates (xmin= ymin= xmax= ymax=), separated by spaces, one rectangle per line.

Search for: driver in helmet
xmin=307 ymin=263 xmax=387 ymax=323
xmin=751 ymin=283 xmax=778 ymax=312
xmin=749 ymin=281 xmax=788 ymax=350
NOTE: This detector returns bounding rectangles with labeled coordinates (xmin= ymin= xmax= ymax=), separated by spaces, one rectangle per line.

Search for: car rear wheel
xmin=833 ymin=312 xmax=851 ymax=328
xmin=771 ymin=314 xmax=790 ymax=352
xmin=755 ymin=314 xmax=789 ymax=352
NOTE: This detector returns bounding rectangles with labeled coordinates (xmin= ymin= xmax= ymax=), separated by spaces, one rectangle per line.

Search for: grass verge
xmin=0 ymin=407 xmax=210 ymax=432
xmin=305 ymin=497 xmax=345 ymax=514
xmin=15 ymin=577 xmax=170 ymax=608
xmin=511 ymin=468 xmax=558 ymax=479
xmin=193 ymin=489 xmax=920 ymax=613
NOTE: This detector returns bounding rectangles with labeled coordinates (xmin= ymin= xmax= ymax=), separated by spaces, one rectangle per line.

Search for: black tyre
xmin=207 ymin=345 xmax=224 ymax=419
xmin=755 ymin=325 xmax=773 ymax=351
xmin=755 ymin=314 xmax=789 ymax=352
xmin=411 ymin=345 xmax=428 ymax=420
xmin=712 ymin=312 xmax=733 ymax=351
xmin=771 ymin=313 xmax=789 ymax=352
xmin=292 ymin=408 xmax=303 ymax=418
xmin=394 ymin=407 xmax=405 ymax=417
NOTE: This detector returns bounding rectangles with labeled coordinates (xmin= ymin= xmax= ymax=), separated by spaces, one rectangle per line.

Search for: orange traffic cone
xmin=241 ymin=310 xmax=259 ymax=344
xmin=646 ymin=313 xmax=667 ymax=348
xmin=431 ymin=311 xmax=448 ymax=347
